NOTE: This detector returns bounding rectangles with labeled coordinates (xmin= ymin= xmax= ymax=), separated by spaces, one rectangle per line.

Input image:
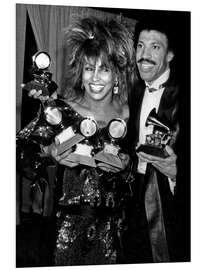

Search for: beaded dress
xmin=16 ymin=99 xmax=131 ymax=266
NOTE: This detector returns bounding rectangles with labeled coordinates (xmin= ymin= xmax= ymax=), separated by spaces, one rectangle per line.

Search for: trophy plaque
xmin=94 ymin=118 xmax=127 ymax=169
xmin=136 ymin=108 xmax=174 ymax=158
xmin=64 ymin=117 xmax=97 ymax=167
xmin=55 ymin=126 xmax=85 ymax=155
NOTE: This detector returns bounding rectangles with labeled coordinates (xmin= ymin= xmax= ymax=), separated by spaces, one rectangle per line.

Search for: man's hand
xmin=136 ymin=145 xmax=177 ymax=179
xmin=97 ymin=153 xmax=130 ymax=173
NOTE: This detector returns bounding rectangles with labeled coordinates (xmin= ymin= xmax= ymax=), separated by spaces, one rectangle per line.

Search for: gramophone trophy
xmin=94 ymin=118 xmax=127 ymax=169
xmin=19 ymin=51 xmax=77 ymax=147
xmin=63 ymin=117 xmax=98 ymax=167
xmin=23 ymin=51 xmax=58 ymax=96
xmin=18 ymin=51 xmax=64 ymax=145
xmin=136 ymin=108 xmax=174 ymax=158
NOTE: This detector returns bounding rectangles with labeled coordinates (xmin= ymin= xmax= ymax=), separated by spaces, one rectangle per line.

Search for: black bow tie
xmin=146 ymin=86 xmax=158 ymax=93
xmin=146 ymin=83 xmax=165 ymax=92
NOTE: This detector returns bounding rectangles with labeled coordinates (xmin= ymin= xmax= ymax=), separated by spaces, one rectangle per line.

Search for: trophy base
xmin=94 ymin=151 xmax=123 ymax=169
xmin=56 ymin=134 xmax=84 ymax=155
xmin=136 ymin=144 xmax=169 ymax=158
xmin=65 ymin=153 xmax=96 ymax=167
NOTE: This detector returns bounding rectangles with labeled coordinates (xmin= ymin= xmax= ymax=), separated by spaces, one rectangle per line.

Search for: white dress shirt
xmin=137 ymin=68 xmax=176 ymax=194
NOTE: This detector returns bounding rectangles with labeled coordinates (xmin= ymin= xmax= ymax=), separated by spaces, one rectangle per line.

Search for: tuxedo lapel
xmin=157 ymin=83 xmax=179 ymax=124
xmin=129 ymin=82 xmax=145 ymax=144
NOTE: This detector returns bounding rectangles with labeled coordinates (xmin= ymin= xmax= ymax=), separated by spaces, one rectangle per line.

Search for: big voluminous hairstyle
xmin=63 ymin=17 xmax=136 ymax=104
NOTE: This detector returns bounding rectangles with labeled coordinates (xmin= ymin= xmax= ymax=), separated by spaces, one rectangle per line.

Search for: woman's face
xmin=82 ymin=57 xmax=115 ymax=101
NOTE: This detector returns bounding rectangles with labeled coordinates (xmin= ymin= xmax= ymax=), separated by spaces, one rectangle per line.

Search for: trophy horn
xmin=146 ymin=108 xmax=170 ymax=132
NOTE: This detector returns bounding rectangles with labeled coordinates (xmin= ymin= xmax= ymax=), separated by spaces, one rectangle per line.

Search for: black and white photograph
xmin=1 ymin=0 xmax=196 ymax=268
xmin=15 ymin=2 xmax=191 ymax=268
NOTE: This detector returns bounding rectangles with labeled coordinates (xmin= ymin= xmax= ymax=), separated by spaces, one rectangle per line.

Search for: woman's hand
xmin=43 ymin=143 xmax=79 ymax=168
xmin=97 ymin=152 xmax=130 ymax=173
xmin=28 ymin=89 xmax=50 ymax=101
xmin=22 ymin=83 xmax=57 ymax=102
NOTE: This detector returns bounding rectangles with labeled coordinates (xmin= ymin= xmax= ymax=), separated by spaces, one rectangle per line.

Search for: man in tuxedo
xmin=122 ymin=18 xmax=190 ymax=263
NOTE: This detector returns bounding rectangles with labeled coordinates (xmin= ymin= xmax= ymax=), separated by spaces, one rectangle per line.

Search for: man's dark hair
xmin=134 ymin=18 xmax=177 ymax=54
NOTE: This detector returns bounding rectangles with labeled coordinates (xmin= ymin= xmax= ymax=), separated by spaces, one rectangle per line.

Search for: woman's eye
xmin=103 ymin=67 xmax=110 ymax=72
xmin=100 ymin=65 xmax=111 ymax=72
xmin=84 ymin=66 xmax=93 ymax=71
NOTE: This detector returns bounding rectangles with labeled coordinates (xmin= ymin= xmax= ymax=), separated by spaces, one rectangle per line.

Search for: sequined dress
xmin=16 ymin=100 xmax=131 ymax=266
xmin=55 ymin=162 xmax=131 ymax=265
xmin=53 ymin=103 xmax=130 ymax=265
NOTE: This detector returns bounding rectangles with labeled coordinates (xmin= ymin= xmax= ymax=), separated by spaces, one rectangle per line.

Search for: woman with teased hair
xmin=50 ymin=17 xmax=136 ymax=266
xmin=63 ymin=17 xmax=135 ymax=103
xmin=17 ymin=16 xmax=136 ymax=266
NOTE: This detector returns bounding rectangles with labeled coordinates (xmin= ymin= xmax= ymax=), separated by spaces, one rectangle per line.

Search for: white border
xmin=1 ymin=0 xmax=202 ymax=269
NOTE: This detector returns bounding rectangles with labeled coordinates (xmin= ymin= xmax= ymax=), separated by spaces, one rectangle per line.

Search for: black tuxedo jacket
xmin=124 ymin=77 xmax=184 ymax=262
xmin=127 ymin=78 xmax=179 ymax=152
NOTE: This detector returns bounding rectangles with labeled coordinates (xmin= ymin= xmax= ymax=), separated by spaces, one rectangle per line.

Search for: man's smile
xmin=138 ymin=62 xmax=155 ymax=72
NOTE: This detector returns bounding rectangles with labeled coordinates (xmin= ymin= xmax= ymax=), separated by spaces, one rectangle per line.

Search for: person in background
xmin=122 ymin=18 xmax=187 ymax=263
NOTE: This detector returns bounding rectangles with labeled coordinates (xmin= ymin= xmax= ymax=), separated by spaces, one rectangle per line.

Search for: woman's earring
xmin=113 ymin=81 xmax=119 ymax=94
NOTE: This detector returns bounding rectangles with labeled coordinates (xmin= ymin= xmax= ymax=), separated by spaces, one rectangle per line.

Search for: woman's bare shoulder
xmin=65 ymin=98 xmax=81 ymax=110
xmin=65 ymin=98 xmax=92 ymax=117
xmin=113 ymin=98 xmax=129 ymax=121
xmin=121 ymin=103 xmax=129 ymax=122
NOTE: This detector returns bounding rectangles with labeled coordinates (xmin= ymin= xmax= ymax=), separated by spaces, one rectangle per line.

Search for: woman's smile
xmin=89 ymin=83 xmax=105 ymax=93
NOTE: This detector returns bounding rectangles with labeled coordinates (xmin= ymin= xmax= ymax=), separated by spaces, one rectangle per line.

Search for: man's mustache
xmin=137 ymin=58 xmax=156 ymax=65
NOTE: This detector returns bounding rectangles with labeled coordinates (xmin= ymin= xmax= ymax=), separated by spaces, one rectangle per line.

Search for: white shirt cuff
xmin=168 ymin=177 xmax=176 ymax=195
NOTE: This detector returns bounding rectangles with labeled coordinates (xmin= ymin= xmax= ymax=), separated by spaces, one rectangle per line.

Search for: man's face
xmin=136 ymin=30 xmax=174 ymax=84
